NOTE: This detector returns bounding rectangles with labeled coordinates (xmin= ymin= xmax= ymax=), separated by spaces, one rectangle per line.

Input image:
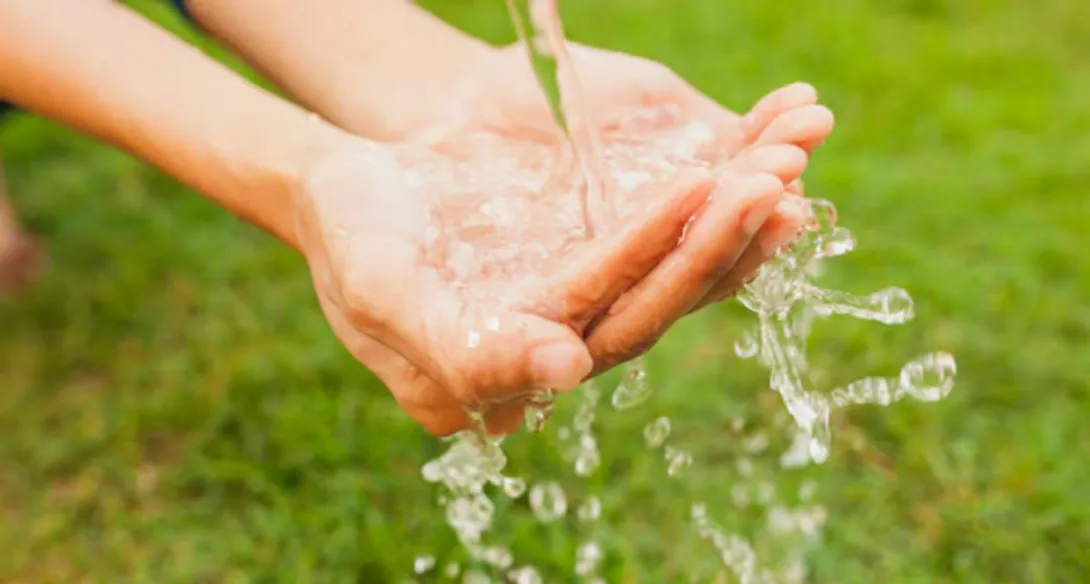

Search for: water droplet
xmin=733 ymin=331 xmax=759 ymax=359
xmin=665 ymin=446 xmax=693 ymax=476
xmin=421 ymin=461 xmax=443 ymax=482
xmin=481 ymin=545 xmax=514 ymax=569
xmin=808 ymin=436 xmax=829 ymax=464
xmin=576 ymin=496 xmax=601 ymax=522
xmin=523 ymin=390 xmax=555 ymax=433
xmin=575 ymin=541 xmax=603 ymax=576
xmin=611 ymin=359 xmax=652 ymax=410
xmin=413 ymin=555 xmax=436 ymax=574
xmin=573 ymin=436 xmax=600 ymax=476
xmin=806 ymin=198 xmax=838 ymax=232
xmin=502 ymin=476 xmax=526 ymax=498
xmin=507 ymin=566 xmax=543 ymax=584
xmin=529 ymin=481 xmax=567 ymax=522
xmin=900 ymin=352 xmax=957 ymax=402
xmin=467 ymin=329 xmax=481 ymax=348
xmin=877 ymin=287 xmax=916 ymax=323
xmin=817 ymin=226 xmax=855 ymax=258
xmin=446 ymin=494 xmax=495 ymax=545
xmin=462 ymin=569 xmax=491 ymax=584
xmin=643 ymin=417 xmax=671 ymax=449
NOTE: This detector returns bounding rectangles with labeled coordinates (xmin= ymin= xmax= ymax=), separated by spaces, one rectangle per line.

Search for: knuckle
xmin=747 ymin=171 xmax=785 ymax=194
xmin=594 ymin=328 xmax=661 ymax=369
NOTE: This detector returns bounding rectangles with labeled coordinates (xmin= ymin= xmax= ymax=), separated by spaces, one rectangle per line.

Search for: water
xmin=643 ymin=416 xmax=671 ymax=448
xmin=411 ymin=0 xmax=957 ymax=580
xmin=611 ymin=359 xmax=653 ymax=410
xmin=503 ymin=0 xmax=613 ymax=236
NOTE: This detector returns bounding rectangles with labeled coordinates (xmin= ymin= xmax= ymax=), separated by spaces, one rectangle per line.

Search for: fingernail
xmin=742 ymin=197 xmax=779 ymax=236
xmin=530 ymin=342 xmax=588 ymax=391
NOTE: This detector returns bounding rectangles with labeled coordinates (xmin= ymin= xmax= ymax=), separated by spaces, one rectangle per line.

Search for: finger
xmin=330 ymin=237 xmax=593 ymax=408
xmin=726 ymin=144 xmax=809 ymax=185
xmin=585 ymin=172 xmax=784 ymax=374
xmin=695 ymin=82 xmax=819 ymax=162
xmin=689 ymin=200 xmax=808 ymax=312
xmin=753 ymin=104 xmax=836 ymax=153
xmin=320 ymin=277 xmax=564 ymax=437
xmin=417 ymin=295 xmax=594 ymax=404
xmin=484 ymin=398 xmax=535 ymax=436
xmin=530 ymin=169 xmax=717 ymax=328
xmin=786 ymin=178 xmax=805 ymax=196
xmin=419 ymin=398 xmax=531 ymax=438
xmin=739 ymin=82 xmax=819 ymax=140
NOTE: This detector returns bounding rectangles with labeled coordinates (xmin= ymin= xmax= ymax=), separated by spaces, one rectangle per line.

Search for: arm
xmin=183 ymin=0 xmax=496 ymax=141
xmin=0 ymin=0 xmax=351 ymax=249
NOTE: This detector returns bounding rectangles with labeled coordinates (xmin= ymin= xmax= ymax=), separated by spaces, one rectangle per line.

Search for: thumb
xmin=341 ymin=258 xmax=592 ymax=406
xmin=418 ymin=293 xmax=593 ymax=406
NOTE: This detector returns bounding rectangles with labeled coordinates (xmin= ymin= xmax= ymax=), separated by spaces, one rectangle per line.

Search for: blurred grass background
xmin=2 ymin=0 xmax=1088 ymax=582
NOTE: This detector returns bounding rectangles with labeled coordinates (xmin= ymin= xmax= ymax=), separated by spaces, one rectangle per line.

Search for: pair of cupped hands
xmin=293 ymin=43 xmax=835 ymax=436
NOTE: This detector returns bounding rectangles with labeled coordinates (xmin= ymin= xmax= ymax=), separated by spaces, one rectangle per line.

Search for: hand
xmin=293 ymin=137 xmax=723 ymax=436
xmin=174 ymin=2 xmax=836 ymax=390
xmin=403 ymin=43 xmax=836 ymax=373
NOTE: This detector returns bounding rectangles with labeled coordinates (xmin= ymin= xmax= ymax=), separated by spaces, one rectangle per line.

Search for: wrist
xmin=211 ymin=115 xmax=355 ymax=253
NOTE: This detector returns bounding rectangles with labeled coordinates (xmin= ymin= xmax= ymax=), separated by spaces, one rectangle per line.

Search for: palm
xmin=296 ymin=138 xmax=712 ymax=435
xmin=300 ymin=43 xmax=836 ymax=436
xmin=416 ymin=43 xmax=835 ymax=369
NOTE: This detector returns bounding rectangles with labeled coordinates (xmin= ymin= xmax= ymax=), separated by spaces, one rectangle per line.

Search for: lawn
xmin=2 ymin=0 xmax=1088 ymax=582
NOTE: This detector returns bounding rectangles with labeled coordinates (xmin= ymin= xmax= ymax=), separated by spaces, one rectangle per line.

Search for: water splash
xmin=611 ymin=358 xmax=652 ymax=410
xmin=643 ymin=416 xmax=672 ymax=448
xmin=735 ymin=203 xmax=957 ymax=462
xmin=411 ymin=0 xmax=957 ymax=579
xmin=503 ymin=0 xmax=613 ymax=236
xmin=528 ymin=481 xmax=568 ymax=522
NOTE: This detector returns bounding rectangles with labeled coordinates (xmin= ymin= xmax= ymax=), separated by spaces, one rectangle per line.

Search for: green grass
xmin=2 ymin=0 xmax=1089 ymax=582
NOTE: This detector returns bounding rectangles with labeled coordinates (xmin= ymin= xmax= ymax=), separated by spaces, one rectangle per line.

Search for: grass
xmin=2 ymin=0 xmax=1089 ymax=582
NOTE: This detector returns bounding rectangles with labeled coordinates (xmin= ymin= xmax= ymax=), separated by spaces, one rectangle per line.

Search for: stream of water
xmin=409 ymin=1 xmax=956 ymax=581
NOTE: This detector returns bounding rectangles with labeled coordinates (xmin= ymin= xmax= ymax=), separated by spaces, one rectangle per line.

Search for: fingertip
xmin=782 ymin=82 xmax=819 ymax=104
xmin=758 ymin=210 xmax=806 ymax=256
xmin=786 ymin=178 xmax=806 ymax=196
xmin=800 ymin=105 xmax=836 ymax=151
xmin=528 ymin=333 xmax=592 ymax=392
xmin=742 ymin=83 xmax=820 ymax=134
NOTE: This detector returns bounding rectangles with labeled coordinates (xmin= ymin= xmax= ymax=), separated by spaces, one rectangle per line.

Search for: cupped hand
xmin=293 ymin=137 xmax=722 ymax=436
xmin=406 ymin=42 xmax=837 ymax=373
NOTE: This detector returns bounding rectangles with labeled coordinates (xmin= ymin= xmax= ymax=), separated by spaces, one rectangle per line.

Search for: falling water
xmin=411 ymin=0 xmax=956 ymax=581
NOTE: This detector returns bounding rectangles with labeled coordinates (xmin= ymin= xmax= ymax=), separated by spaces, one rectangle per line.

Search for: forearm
xmin=0 ymin=0 xmax=349 ymax=249
xmin=185 ymin=0 xmax=496 ymax=141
